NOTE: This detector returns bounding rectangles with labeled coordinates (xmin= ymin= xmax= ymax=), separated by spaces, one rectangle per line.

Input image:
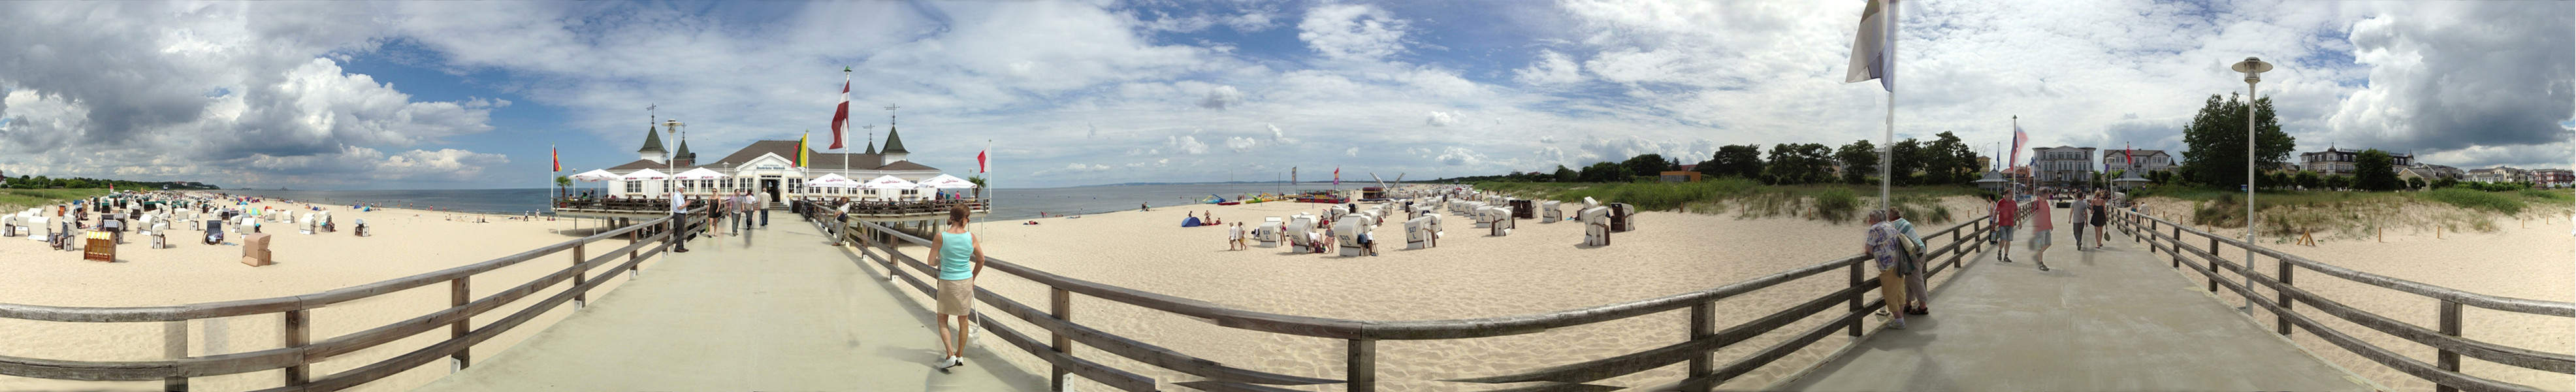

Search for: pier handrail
xmin=0 ymin=204 xmax=712 ymax=391
xmin=837 ymin=203 xmax=2027 ymax=391
xmin=2115 ymin=208 xmax=2571 ymax=392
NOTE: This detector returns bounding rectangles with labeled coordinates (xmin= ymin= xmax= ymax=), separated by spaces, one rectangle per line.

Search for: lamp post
xmin=2229 ymin=56 xmax=2271 ymax=315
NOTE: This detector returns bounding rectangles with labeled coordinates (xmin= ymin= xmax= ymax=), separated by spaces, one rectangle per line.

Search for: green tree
xmin=2294 ymin=171 xmax=2321 ymax=189
xmin=1887 ymin=139 xmax=1924 ymax=185
xmin=2180 ymin=94 xmax=2297 ymax=188
xmin=2266 ymin=172 xmax=2293 ymax=190
xmin=1765 ymin=143 xmax=1834 ymax=184
xmin=1835 ymin=139 xmax=1878 ymax=184
xmin=2405 ymin=176 xmax=2426 ymax=190
xmin=1623 ymin=154 xmax=1670 ymax=178
xmin=2325 ymin=174 xmax=2353 ymax=189
xmin=1578 ymin=161 xmax=1628 ymax=182
xmin=555 ymin=176 xmax=573 ymax=197
xmin=2432 ymin=177 xmax=2459 ymax=189
xmin=1553 ymin=165 xmax=1577 ymax=182
xmin=1699 ymin=144 xmax=1763 ymax=179
xmin=1925 ymin=131 xmax=1976 ymax=185
xmin=2353 ymin=150 xmax=2402 ymax=191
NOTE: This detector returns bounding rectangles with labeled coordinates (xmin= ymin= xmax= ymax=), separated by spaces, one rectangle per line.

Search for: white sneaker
xmin=937 ymin=355 xmax=961 ymax=369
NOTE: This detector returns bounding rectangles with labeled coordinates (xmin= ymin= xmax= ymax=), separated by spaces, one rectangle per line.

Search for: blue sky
xmin=0 ymin=0 xmax=2567 ymax=189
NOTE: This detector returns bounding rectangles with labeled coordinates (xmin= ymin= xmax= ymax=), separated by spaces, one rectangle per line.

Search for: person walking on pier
xmin=2069 ymin=189 xmax=2089 ymax=250
xmin=669 ymin=188 xmax=691 ymax=253
xmin=1863 ymin=210 xmax=1911 ymax=329
xmin=1888 ymin=208 xmax=1931 ymax=315
xmin=1992 ymin=191 xmax=2018 ymax=263
xmin=756 ymin=189 xmax=772 ymax=228
xmin=2026 ymin=190 xmax=2055 ymax=271
xmin=929 ymin=205 xmax=986 ymax=372
xmin=2089 ymin=190 xmax=2110 ymax=250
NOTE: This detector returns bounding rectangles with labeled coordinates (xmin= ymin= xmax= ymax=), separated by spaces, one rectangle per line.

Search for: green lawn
xmin=0 ymin=188 xmax=111 ymax=212
xmin=1471 ymin=178 xmax=1991 ymax=224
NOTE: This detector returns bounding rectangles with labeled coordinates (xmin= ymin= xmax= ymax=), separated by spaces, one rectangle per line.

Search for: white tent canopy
xmin=619 ymin=169 xmax=669 ymax=180
xmin=805 ymin=173 xmax=859 ymax=188
xmin=915 ymin=174 xmax=977 ymax=189
xmin=672 ymin=167 xmax=730 ymax=180
xmin=861 ymin=175 xmax=918 ymax=190
xmin=570 ymin=169 xmax=619 ymax=182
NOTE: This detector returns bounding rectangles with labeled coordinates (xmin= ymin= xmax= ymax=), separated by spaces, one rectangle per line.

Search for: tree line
xmin=1473 ymin=131 xmax=1990 ymax=186
xmin=1 ymin=174 xmax=219 ymax=190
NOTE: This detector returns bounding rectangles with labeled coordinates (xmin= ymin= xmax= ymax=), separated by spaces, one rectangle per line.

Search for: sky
xmin=0 ymin=0 xmax=2568 ymax=189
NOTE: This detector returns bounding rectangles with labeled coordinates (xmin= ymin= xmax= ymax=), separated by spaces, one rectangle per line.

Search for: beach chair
xmin=1287 ymin=218 xmax=1315 ymax=253
xmin=1609 ymin=203 xmax=1636 ymax=233
xmin=1509 ymin=199 xmax=1534 ymax=219
xmin=297 ymin=213 xmax=316 ymax=235
xmin=1542 ymin=201 xmax=1562 ymax=222
xmin=354 ymin=219 xmax=370 ymax=237
xmin=1405 ymin=216 xmax=1435 ymax=250
xmin=203 ymin=220 xmax=223 ymax=245
xmin=1425 ymin=212 xmax=1443 ymax=238
xmin=1581 ymin=206 xmax=1611 ymax=246
xmin=1 ymin=214 xmax=18 ymax=238
xmin=241 ymin=233 xmax=273 ymax=267
xmin=148 ymin=221 xmax=169 ymax=249
xmin=1583 ymin=197 xmax=1600 ymax=210
xmin=84 ymin=230 xmax=114 ymax=262
xmin=1255 ymin=217 xmax=1282 ymax=247
xmin=25 ymin=216 xmax=49 ymax=242
xmin=1334 ymin=219 xmax=1366 ymax=257
xmin=317 ymin=212 xmax=334 ymax=233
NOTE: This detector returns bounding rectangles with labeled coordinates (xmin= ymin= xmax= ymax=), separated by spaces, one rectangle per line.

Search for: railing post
xmin=1050 ymin=288 xmax=1072 ymax=391
xmin=1347 ymin=338 xmax=1376 ymax=392
xmin=2276 ymin=259 xmax=2293 ymax=336
xmin=1688 ymin=302 xmax=1715 ymax=391
xmin=2436 ymin=300 xmax=2462 ymax=392
xmin=2208 ymin=237 xmax=2221 ymax=293
xmin=573 ymin=243 xmax=588 ymax=309
xmin=283 ymin=310 xmax=309 ymax=386
xmin=1846 ymin=262 xmax=1862 ymax=336
xmin=164 ymin=320 xmax=187 ymax=392
xmin=2172 ymin=225 xmax=2183 ymax=269
xmin=451 ymin=276 xmax=472 ymax=370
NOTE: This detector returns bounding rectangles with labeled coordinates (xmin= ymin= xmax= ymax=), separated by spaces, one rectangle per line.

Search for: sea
xmin=214 ymin=182 xmax=1375 ymax=220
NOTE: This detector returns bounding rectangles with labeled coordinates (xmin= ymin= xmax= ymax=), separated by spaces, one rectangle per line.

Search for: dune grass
xmin=0 ymin=188 xmax=110 ymax=212
xmin=2145 ymin=185 xmax=2568 ymax=238
xmin=1472 ymin=178 xmax=1975 ymax=224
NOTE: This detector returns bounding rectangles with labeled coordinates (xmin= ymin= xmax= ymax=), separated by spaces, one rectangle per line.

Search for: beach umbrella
xmin=809 ymin=174 xmax=860 ymax=187
xmin=915 ymin=174 xmax=977 ymax=189
xmin=861 ymin=175 xmax=918 ymax=190
xmin=619 ymin=168 xmax=669 ymax=180
xmin=569 ymin=169 xmax=618 ymax=182
xmin=671 ymin=167 xmax=729 ymax=180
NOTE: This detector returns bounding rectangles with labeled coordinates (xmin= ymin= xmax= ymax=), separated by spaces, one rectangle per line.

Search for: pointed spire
xmin=881 ymin=125 xmax=907 ymax=154
xmin=674 ymin=140 xmax=694 ymax=163
xmin=638 ymin=125 xmax=666 ymax=153
xmin=864 ymin=131 xmax=877 ymax=155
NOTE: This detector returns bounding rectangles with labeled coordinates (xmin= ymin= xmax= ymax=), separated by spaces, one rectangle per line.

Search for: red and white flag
xmin=976 ymin=149 xmax=989 ymax=173
xmin=829 ymin=76 xmax=850 ymax=150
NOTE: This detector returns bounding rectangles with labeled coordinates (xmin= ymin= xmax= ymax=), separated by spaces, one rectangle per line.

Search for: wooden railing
xmin=827 ymin=204 xmax=2021 ymax=391
xmin=0 ymin=205 xmax=708 ymax=391
xmin=2115 ymin=208 xmax=2573 ymax=392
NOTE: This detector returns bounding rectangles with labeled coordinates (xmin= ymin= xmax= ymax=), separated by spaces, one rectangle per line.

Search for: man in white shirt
xmin=669 ymin=188 xmax=690 ymax=252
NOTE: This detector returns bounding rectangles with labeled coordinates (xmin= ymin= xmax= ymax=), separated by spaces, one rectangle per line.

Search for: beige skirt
xmin=937 ymin=278 xmax=976 ymax=316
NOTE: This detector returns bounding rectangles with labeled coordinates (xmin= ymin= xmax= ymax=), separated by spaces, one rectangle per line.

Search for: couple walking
xmin=1863 ymin=208 xmax=1931 ymax=329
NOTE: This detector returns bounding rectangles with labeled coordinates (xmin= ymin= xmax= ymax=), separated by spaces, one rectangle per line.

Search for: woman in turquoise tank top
xmin=929 ymin=205 xmax=984 ymax=372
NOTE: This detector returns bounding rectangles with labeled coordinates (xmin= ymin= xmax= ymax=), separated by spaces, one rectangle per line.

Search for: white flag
xmin=1844 ymin=0 xmax=1893 ymax=91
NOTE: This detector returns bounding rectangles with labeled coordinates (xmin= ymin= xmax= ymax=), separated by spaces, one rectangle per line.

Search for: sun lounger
xmin=1581 ymin=206 xmax=1611 ymax=246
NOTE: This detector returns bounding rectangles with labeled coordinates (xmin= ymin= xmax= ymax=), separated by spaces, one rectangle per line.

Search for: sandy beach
xmin=0 ymin=195 xmax=649 ymax=392
xmin=869 ymin=191 xmax=1997 ymax=391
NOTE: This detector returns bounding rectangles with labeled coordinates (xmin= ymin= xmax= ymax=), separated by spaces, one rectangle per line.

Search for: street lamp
xmin=664 ymin=119 xmax=684 ymax=196
xmin=2229 ymin=56 xmax=2271 ymax=315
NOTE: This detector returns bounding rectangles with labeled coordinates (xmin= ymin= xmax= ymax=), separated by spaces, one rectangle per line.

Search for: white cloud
xmin=1166 ymin=135 xmax=1209 ymax=154
xmin=1436 ymin=146 xmax=1485 ymax=166
xmin=1514 ymin=50 xmax=1588 ymax=86
xmin=1298 ymin=3 xmax=1409 ymax=61
xmin=1199 ymin=84 xmax=1244 ymax=110
xmin=1344 ymin=146 xmax=1360 ymax=157
xmin=1225 ymin=137 xmax=1259 ymax=152
xmin=1266 ymin=123 xmax=1296 ymax=143
xmin=1425 ymin=111 xmax=1461 ymax=127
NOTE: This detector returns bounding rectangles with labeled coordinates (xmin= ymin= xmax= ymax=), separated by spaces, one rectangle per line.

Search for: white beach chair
xmin=1481 ymin=206 xmax=1513 ymax=236
xmin=1583 ymin=197 xmax=1600 ymax=210
xmin=317 ymin=212 xmax=333 ymax=233
xmin=1581 ymin=206 xmax=1611 ymax=246
xmin=148 ymin=221 xmax=170 ymax=249
xmin=1542 ymin=201 xmax=1563 ymax=222
xmin=1405 ymin=216 xmax=1435 ymax=250
xmin=1256 ymin=217 xmax=1283 ymax=247
xmin=1334 ymin=219 xmax=1366 ymax=257
xmin=1288 ymin=217 xmax=1315 ymax=253
xmin=298 ymin=213 xmax=316 ymax=235
xmin=26 ymin=216 xmax=50 ymax=242
xmin=1609 ymin=203 xmax=1637 ymax=233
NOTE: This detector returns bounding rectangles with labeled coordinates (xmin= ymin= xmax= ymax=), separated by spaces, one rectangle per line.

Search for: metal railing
xmin=0 ymin=205 xmax=708 ymax=391
xmin=2116 ymin=208 xmax=2573 ymax=392
xmin=829 ymin=204 xmax=2017 ymax=391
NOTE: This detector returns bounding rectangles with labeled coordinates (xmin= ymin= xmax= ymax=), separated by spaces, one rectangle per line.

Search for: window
xmin=626 ymin=180 xmax=640 ymax=193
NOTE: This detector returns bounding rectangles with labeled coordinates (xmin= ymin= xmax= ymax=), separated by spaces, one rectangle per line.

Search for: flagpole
xmin=1878 ymin=0 xmax=1896 ymax=214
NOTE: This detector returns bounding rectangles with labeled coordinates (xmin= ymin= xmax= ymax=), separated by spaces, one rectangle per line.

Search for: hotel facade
xmin=602 ymin=125 xmax=946 ymax=203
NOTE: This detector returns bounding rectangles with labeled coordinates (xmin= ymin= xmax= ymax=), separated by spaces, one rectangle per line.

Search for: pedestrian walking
xmin=2089 ymin=190 xmax=2110 ymax=250
xmin=1992 ymin=191 xmax=2019 ymax=263
xmin=929 ymin=205 xmax=984 ymax=372
xmin=2027 ymin=190 xmax=2055 ymax=271
xmin=668 ymin=188 xmax=691 ymax=253
xmin=2069 ymin=189 xmax=2089 ymax=250
xmin=757 ymin=189 xmax=772 ymax=227
xmin=1863 ymin=210 xmax=1913 ymax=329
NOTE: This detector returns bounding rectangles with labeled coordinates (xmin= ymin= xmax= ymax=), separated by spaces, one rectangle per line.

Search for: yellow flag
xmin=798 ymin=131 xmax=810 ymax=168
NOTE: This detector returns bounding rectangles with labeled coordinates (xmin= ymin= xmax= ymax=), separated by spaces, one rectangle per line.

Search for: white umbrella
xmin=805 ymin=173 xmax=859 ymax=188
xmin=618 ymin=169 xmax=669 ymax=180
xmin=673 ymin=167 xmax=730 ymax=180
xmin=915 ymin=174 xmax=977 ymax=189
xmin=861 ymin=175 xmax=918 ymax=189
xmin=569 ymin=169 xmax=619 ymax=182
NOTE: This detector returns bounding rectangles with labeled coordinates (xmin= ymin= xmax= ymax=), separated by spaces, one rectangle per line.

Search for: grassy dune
xmin=2136 ymin=186 xmax=2571 ymax=238
xmin=1471 ymin=178 xmax=1988 ymax=225
xmin=0 ymin=189 xmax=110 ymax=212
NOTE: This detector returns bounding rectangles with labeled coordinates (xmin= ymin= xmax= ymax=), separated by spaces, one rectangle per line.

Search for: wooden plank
xmin=572 ymin=243 xmax=587 ymax=307
xmin=970 ymin=312 xmax=1157 ymax=392
xmin=282 ymin=310 xmax=307 ymax=386
xmin=1449 ymin=283 xmax=1869 ymax=385
xmin=1846 ymin=262 xmax=1861 ymax=337
xmin=1687 ymin=302 xmax=1713 ymax=389
xmin=1050 ymin=288 xmax=1072 ymax=391
xmin=2438 ymin=301 xmax=2462 ymax=392
xmin=2127 ymin=212 xmax=2575 ymax=316
xmin=1347 ymin=339 xmax=1375 ymax=392
xmin=1677 ymin=296 xmax=1878 ymax=391
xmin=974 ymin=287 xmax=1340 ymax=385
xmin=2277 ymin=261 xmax=2293 ymax=336
xmin=449 ymin=277 xmax=470 ymax=370
xmin=163 ymin=321 xmax=185 ymax=392
xmin=250 ymin=244 xmax=660 ymax=392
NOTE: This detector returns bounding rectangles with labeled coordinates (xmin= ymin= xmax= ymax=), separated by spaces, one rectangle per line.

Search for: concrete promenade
xmin=1775 ymin=214 xmax=2375 ymax=391
xmin=413 ymin=217 xmax=1044 ymax=391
